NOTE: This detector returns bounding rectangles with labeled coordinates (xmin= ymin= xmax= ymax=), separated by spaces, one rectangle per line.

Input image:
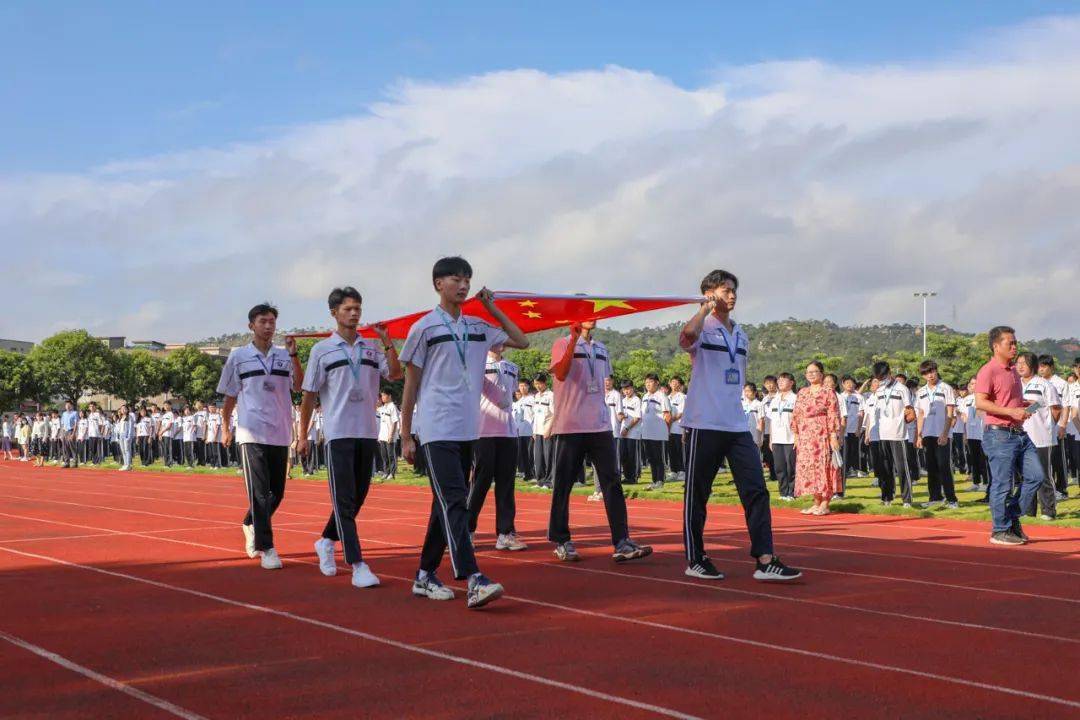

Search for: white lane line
xmin=0 ymin=545 xmax=702 ymax=720
xmin=0 ymin=629 xmax=209 ymax=720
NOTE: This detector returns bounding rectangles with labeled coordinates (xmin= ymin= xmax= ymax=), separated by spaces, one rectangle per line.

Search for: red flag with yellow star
xmin=288 ymin=291 xmax=703 ymax=340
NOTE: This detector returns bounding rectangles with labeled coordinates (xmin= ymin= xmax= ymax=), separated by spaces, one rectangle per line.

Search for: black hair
xmin=518 ymin=377 xmax=532 ymax=385
xmin=248 ymin=302 xmax=279 ymax=323
xmin=918 ymin=359 xmax=938 ymax=375
xmin=824 ymin=373 xmax=838 ymax=386
xmin=644 ymin=373 xmax=660 ymax=382
xmin=620 ymin=380 xmax=635 ymax=389
xmin=699 ymin=269 xmax=739 ymax=294
xmin=432 ymin=256 xmax=473 ymax=286
xmin=988 ymin=325 xmax=1015 ymax=350
xmin=763 ymin=375 xmax=777 ymax=384
xmin=534 ymin=372 xmax=549 ymax=384
xmin=744 ymin=381 xmax=758 ymax=392
xmin=1074 ymin=357 xmax=1080 ymax=367
xmin=906 ymin=379 xmax=919 ymax=391
xmin=895 ymin=373 xmax=908 ymax=383
xmin=778 ymin=372 xmax=795 ymax=382
xmin=841 ymin=375 xmax=855 ymax=384
xmin=1017 ymin=351 xmax=1038 ymax=370
xmin=328 ymin=286 xmax=362 ymax=311
xmin=807 ymin=360 xmax=824 ymax=373
xmin=872 ymin=361 xmax=890 ymax=380
xmin=1037 ymin=354 xmax=1055 ymax=368
xmin=669 ymin=376 xmax=684 ymax=384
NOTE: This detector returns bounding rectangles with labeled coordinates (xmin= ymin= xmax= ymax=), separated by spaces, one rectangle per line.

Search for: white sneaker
xmin=966 ymin=484 xmax=980 ymax=492
xmin=314 ymin=538 xmax=337 ymax=576
xmin=902 ymin=503 xmax=912 ymax=509
xmin=587 ymin=491 xmax=603 ymax=502
xmin=677 ymin=471 xmax=686 ymax=482
xmin=921 ymin=500 xmax=944 ymax=509
xmin=242 ymin=524 xmax=256 ymax=558
xmin=495 ymin=533 xmax=528 ymax=551
xmin=260 ymin=548 xmax=283 ymax=570
xmin=351 ymin=562 xmax=380 ymax=588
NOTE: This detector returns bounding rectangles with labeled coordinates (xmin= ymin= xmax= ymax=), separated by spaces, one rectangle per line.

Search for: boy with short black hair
xmin=639 ymin=373 xmax=672 ymax=490
xmin=766 ymin=374 xmax=797 ymax=500
xmin=399 ymin=257 xmax=529 ymax=609
xmin=218 ymin=302 xmax=303 ymax=570
xmin=915 ymin=359 xmax=958 ymax=509
xmin=679 ymin=269 xmax=800 ymax=582
xmin=300 ymin=286 xmax=401 ymax=588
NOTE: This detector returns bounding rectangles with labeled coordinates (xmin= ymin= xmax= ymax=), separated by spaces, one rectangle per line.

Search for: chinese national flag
xmin=289 ymin=292 xmax=703 ymax=340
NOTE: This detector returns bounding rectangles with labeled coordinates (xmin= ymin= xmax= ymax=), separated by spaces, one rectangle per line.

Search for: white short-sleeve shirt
xmin=531 ymin=389 xmax=555 ymax=435
xmin=479 ymin=359 xmax=518 ymax=438
xmin=216 ymin=343 xmax=295 ymax=447
xmin=840 ymin=391 xmax=863 ymax=434
xmin=766 ymin=392 xmax=797 ymax=444
xmin=605 ymin=389 xmax=622 ymax=437
xmin=302 ymin=333 xmax=389 ymax=442
xmin=181 ymin=415 xmax=198 ymax=442
xmin=681 ymin=316 xmax=750 ymax=433
xmin=952 ymin=396 xmax=968 ymax=434
xmin=87 ymin=412 xmax=102 ymax=438
xmin=668 ymin=391 xmax=686 ymax=435
xmin=742 ymin=398 xmax=764 ymax=445
xmin=1022 ymin=376 xmax=1061 ymax=448
xmin=549 ymin=336 xmax=613 ymax=436
xmin=399 ymin=309 xmax=508 ymax=444
xmin=377 ymin=403 xmax=400 ymax=442
xmin=1067 ymin=382 xmax=1080 ymax=438
xmin=874 ymin=379 xmax=913 ymax=442
xmin=638 ymin=390 xmax=671 ymax=441
xmin=619 ymin=394 xmax=643 ymax=439
xmin=916 ymin=381 xmax=956 ymax=438
xmin=513 ymin=396 xmax=534 ymax=437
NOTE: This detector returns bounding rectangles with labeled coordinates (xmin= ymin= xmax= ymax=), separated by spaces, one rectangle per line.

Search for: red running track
xmin=0 ymin=461 xmax=1078 ymax=719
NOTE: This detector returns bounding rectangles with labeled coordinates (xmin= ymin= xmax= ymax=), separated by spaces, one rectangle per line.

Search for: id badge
xmin=586 ymin=381 xmax=600 ymax=394
xmin=348 ymin=389 xmax=363 ymax=403
xmin=262 ymin=380 xmax=274 ymax=392
xmin=725 ymin=368 xmax=740 ymax=385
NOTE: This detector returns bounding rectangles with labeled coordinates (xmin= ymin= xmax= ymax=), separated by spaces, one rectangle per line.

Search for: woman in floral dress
xmin=792 ymin=361 xmax=843 ymax=515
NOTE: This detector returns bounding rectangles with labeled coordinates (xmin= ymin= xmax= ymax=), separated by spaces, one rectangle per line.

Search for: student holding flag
xmin=399 ymin=256 xmax=529 ymax=609
xmin=679 ymin=269 xmax=801 ymax=582
xmin=547 ymin=320 xmax=653 ymax=563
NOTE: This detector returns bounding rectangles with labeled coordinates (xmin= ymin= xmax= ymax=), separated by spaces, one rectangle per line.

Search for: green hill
xmin=194 ymin=319 xmax=1079 ymax=386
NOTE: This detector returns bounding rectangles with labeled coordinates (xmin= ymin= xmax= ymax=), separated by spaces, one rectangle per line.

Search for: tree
xmin=164 ymin=346 xmax=226 ymax=403
xmin=613 ymin=349 xmax=662 ymax=388
xmin=505 ymin=348 xmax=552 ymax=382
xmin=662 ymin=352 xmax=692 ymax=384
xmin=0 ymin=351 xmax=37 ymax=410
xmin=105 ymin=349 xmax=167 ymax=406
xmin=28 ymin=330 xmax=113 ymax=404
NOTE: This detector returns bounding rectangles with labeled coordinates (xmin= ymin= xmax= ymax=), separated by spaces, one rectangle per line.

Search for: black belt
xmin=985 ymin=424 xmax=1025 ymax=435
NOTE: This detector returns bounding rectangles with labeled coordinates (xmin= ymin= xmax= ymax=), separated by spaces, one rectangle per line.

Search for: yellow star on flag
xmin=518 ymin=300 xmax=538 ymax=308
xmin=524 ymin=311 xmax=542 ymax=319
xmin=590 ymin=299 xmax=635 ymax=312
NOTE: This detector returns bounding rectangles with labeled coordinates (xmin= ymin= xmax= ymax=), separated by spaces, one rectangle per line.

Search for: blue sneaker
xmin=412 ymin=571 xmax=455 ymax=600
xmin=466 ymin=573 xmax=504 ymax=609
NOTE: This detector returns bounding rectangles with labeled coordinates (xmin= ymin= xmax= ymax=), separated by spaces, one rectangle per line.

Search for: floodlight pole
xmin=914 ymin=292 xmax=937 ymax=356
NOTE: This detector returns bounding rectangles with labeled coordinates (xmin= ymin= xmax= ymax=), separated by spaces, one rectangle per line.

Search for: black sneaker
xmin=685 ymin=557 xmax=724 ymax=580
xmin=1010 ymin=521 xmax=1030 ymax=543
xmin=466 ymin=573 xmax=504 ymax=609
xmin=989 ymin=531 xmax=1024 ymax=546
xmin=612 ymin=539 xmax=652 ymax=563
xmin=753 ymin=556 xmax=802 ymax=582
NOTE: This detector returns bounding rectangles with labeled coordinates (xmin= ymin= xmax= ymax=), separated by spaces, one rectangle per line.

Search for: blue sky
xmin=5 ymin=1 xmax=1077 ymax=173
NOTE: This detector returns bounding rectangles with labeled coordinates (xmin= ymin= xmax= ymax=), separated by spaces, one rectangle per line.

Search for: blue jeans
xmin=981 ymin=426 xmax=1043 ymax=534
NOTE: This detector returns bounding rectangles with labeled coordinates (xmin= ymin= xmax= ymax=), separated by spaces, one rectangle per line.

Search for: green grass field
xmin=42 ymin=456 xmax=1080 ymax=528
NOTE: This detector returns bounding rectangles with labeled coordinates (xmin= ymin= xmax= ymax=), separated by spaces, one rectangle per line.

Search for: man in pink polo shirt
xmin=974 ymin=325 xmax=1044 ymax=546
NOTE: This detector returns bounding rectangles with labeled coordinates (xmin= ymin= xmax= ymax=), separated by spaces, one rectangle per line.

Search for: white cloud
xmin=2 ymin=15 xmax=1079 ymax=343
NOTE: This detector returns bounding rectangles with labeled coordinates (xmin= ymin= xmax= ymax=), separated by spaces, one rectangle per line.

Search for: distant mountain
xmin=193 ymin=320 xmax=1079 ymax=377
